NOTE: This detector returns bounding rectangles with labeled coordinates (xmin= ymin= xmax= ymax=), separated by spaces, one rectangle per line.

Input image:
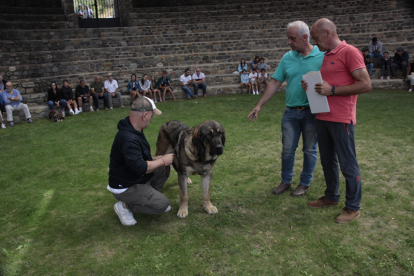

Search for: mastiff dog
xmin=156 ymin=120 xmax=225 ymax=218
xmin=49 ymin=110 xmax=65 ymax=122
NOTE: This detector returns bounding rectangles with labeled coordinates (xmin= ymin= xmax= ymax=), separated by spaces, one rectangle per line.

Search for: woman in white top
xmin=139 ymin=74 xmax=153 ymax=100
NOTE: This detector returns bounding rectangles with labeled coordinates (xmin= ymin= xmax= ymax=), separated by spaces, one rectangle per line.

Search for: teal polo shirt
xmin=273 ymin=45 xmax=325 ymax=107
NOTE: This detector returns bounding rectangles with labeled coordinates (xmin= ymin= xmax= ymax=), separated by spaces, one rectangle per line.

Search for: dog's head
xmin=192 ymin=120 xmax=225 ymax=158
xmin=49 ymin=110 xmax=65 ymax=122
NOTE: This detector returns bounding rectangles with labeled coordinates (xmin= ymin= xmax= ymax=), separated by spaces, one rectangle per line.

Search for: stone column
xmin=117 ymin=0 xmax=134 ymax=27
xmin=61 ymin=0 xmax=79 ymax=28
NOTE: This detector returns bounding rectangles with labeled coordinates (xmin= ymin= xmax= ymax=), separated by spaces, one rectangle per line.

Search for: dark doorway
xmin=74 ymin=0 xmax=121 ymax=28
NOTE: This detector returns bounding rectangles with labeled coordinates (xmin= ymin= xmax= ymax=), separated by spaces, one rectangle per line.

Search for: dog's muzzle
xmin=215 ymin=146 xmax=224 ymax=155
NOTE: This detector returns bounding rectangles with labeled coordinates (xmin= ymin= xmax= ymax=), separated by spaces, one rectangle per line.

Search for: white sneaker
xmin=109 ymin=106 xmax=113 ymax=110
xmin=90 ymin=106 xmax=94 ymax=112
xmin=62 ymin=111 xmax=65 ymax=116
xmin=164 ymin=205 xmax=172 ymax=212
xmin=409 ymin=89 xmax=412 ymax=92
xmin=79 ymin=108 xmax=83 ymax=113
xmin=74 ymin=109 xmax=80 ymax=115
xmin=69 ymin=109 xmax=74 ymax=115
xmin=1 ymin=123 xmax=5 ymax=129
xmin=154 ymin=99 xmax=157 ymax=103
xmin=160 ymin=99 xmax=162 ymax=103
xmin=114 ymin=202 xmax=137 ymax=226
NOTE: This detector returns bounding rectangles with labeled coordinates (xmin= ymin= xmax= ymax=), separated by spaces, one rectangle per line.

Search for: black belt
xmin=288 ymin=106 xmax=310 ymax=110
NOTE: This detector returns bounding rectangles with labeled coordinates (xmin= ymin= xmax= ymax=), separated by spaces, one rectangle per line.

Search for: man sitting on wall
xmin=76 ymin=79 xmax=94 ymax=112
xmin=2 ymin=82 xmax=33 ymax=127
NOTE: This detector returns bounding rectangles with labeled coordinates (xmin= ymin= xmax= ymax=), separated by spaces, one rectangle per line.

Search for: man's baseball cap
xmin=131 ymin=96 xmax=162 ymax=115
xmin=397 ymin=47 xmax=404 ymax=51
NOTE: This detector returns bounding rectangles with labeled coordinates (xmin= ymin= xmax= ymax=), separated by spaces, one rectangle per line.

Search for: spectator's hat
xmin=131 ymin=96 xmax=162 ymax=115
xmin=78 ymin=3 xmax=82 ymax=6
xmin=107 ymin=72 xmax=113 ymax=77
xmin=397 ymin=47 xmax=404 ymax=51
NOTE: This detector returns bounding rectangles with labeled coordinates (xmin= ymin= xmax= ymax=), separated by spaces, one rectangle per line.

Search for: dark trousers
xmin=92 ymin=94 xmax=108 ymax=109
xmin=316 ymin=120 xmax=362 ymax=210
xmin=112 ymin=166 xmax=170 ymax=214
xmin=391 ymin=62 xmax=408 ymax=77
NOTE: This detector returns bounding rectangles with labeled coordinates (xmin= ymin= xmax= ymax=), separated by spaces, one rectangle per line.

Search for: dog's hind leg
xmin=177 ymin=173 xmax=190 ymax=218
xmin=201 ymin=173 xmax=218 ymax=215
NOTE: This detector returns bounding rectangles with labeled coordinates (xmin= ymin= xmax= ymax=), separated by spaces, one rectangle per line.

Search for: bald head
xmin=313 ymin=18 xmax=337 ymax=36
xmin=5 ymin=81 xmax=13 ymax=92
xmin=310 ymin=18 xmax=341 ymax=52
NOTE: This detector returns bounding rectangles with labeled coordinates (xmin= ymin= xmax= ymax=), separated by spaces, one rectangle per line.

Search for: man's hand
xmin=247 ymin=106 xmax=261 ymax=122
xmin=162 ymin=154 xmax=174 ymax=166
xmin=301 ymin=80 xmax=308 ymax=91
xmin=315 ymin=80 xmax=332 ymax=96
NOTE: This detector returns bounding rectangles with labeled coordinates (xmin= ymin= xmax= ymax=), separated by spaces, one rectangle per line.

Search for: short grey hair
xmin=287 ymin=21 xmax=310 ymax=42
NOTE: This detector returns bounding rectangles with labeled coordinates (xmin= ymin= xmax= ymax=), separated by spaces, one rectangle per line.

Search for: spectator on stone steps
xmin=127 ymin=74 xmax=141 ymax=105
xmin=155 ymin=71 xmax=175 ymax=102
xmin=180 ymin=68 xmax=196 ymax=100
xmin=192 ymin=68 xmax=207 ymax=97
xmin=368 ymin=37 xmax=383 ymax=66
xmin=258 ymin=68 xmax=268 ymax=93
xmin=76 ymin=79 xmax=94 ymax=112
xmin=380 ymin=51 xmax=392 ymax=80
xmin=249 ymin=68 xmax=259 ymax=94
xmin=105 ymin=73 xmax=124 ymax=109
xmin=391 ymin=47 xmax=409 ymax=79
xmin=47 ymin=81 xmax=67 ymax=114
xmin=251 ymin=56 xmax=260 ymax=72
xmin=2 ymin=82 xmax=33 ymax=127
xmin=61 ymin=80 xmax=79 ymax=115
xmin=363 ymin=49 xmax=373 ymax=75
xmin=139 ymin=74 xmax=153 ymax=101
xmin=257 ymin=58 xmax=268 ymax=71
xmin=240 ymin=69 xmax=250 ymax=94
xmin=0 ymin=74 xmax=8 ymax=122
xmin=76 ymin=4 xmax=84 ymax=18
xmin=150 ymin=75 xmax=162 ymax=103
xmin=90 ymin=75 xmax=109 ymax=111
xmin=84 ymin=5 xmax=94 ymax=19
xmin=405 ymin=60 xmax=414 ymax=92
xmin=238 ymin=58 xmax=248 ymax=73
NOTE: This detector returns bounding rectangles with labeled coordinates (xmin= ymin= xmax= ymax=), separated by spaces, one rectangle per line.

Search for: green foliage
xmin=0 ymin=90 xmax=413 ymax=275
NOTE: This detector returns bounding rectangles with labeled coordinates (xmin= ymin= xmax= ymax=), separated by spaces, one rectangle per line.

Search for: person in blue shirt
xmin=3 ymin=82 xmax=33 ymax=127
xmin=248 ymin=21 xmax=325 ymax=197
xmin=240 ymin=69 xmax=251 ymax=94
xmin=238 ymin=58 xmax=247 ymax=73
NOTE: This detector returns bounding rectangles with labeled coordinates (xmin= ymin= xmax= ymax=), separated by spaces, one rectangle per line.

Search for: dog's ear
xmin=191 ymin=126 xmax=201 ymax=148
xmin=221 ymin=131 xmax=226 ymax=147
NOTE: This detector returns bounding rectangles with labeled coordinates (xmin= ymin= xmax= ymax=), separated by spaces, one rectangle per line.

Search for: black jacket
xmin=61 ymin=86 xmax=74 ymax=101
xmin=47 ymin=88 xmax=62 ymax=102
xmin=108 ymin=116 xmax=154 ymax=189
xmin=75 ymin=84 xmax=90 ymax=98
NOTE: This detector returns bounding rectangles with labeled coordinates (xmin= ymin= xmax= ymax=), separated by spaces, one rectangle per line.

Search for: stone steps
xmin=0 ymin=7 xmax=65 ymax=14
xmin=0 ymin=20 xmax=68 ymax=30
xmin=5 ymin=0 xmax=62 ymax=8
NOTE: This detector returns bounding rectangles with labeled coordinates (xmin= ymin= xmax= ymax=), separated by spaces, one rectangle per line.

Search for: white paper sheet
xmin=302 ymin=71 xmax=330 ymax=114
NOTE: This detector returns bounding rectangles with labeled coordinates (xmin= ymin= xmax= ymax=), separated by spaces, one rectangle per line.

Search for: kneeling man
xmin=107 ymin=97 xmax=174 ymax=226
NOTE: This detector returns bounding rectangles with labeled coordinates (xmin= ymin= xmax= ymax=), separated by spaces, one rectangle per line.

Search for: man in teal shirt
xmin=248 ymin=21 xmax=325 ymax=197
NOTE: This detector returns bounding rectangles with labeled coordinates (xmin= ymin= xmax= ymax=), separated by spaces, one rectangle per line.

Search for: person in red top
xmin=302 ymin=18 xmax=371 ymax=223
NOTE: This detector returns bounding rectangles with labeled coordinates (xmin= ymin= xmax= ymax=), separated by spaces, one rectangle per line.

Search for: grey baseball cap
xmin=397 ymin=47 xmax=404 ymax=51
xmin=131 ymin=96 xmax=162 ymax=115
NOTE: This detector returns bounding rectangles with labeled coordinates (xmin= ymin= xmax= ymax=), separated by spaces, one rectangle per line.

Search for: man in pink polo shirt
xmin=302 ymin=18 xmax=371 ymax=223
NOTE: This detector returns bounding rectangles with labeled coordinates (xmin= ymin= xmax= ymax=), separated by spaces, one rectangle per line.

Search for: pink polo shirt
xmin=316 ymin=41 xmax=365 ymax=125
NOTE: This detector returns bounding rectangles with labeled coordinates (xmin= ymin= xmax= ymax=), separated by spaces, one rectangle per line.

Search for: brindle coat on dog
xmin=156 ymin=120 xmax=225 ymax=218
xmin=49 ymin=110 xmax=65 ymax=122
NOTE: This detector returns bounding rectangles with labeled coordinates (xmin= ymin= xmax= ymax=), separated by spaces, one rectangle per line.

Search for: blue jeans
xmin=92 ymin=93 xmax=108 ymax=109
xmin=369 ymin=52 xmax=383 ymax=64
xmin=194 ymin=83 xmax=206 ymax=95
xmin=316 ymin=120 xmax=362 ymax=210
xmin=366 ymin=63 xmax=373 ymax=75
xmin=281 ymin=107 xmax=318 ymax=186
xmin=47 ymin=100 xmax=67 ymax=111
xmin=181 ymin=86 xmax=194 ymax=98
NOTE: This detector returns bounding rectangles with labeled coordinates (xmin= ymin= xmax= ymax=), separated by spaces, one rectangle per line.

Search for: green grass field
xmin=1 ymin=90 xmax=413 ymax=275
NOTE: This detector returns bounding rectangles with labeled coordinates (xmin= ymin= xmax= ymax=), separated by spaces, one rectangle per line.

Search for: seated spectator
xmin=380 ymin=51 xmax=392 ymax=80
xmin=368 ymin=37 xmax=383 ymax=65
xmin=2 ymin=82 xmax=33 ymax=127
xmin=257 ymin=58 xmax=267 ymax=71
xmin=180 ymin=68 xmax=196 ymax=100
xmin=392 ymin=47 xmax=409 ymax=79
xmin=0 ymin=74 xmax=7 ymax=127
xmin=90 ymin=75 xmax=109 ymax=111
xmin=238 ymin=58 xmax=247 ymax=73
xmin=0 ymin=108 xmax=4 ymax=129
xmin=84 ymin=5 xmax=94 ymax=18
xmin=240 ymin=69 xmax=251 ymax=94
xmin=156 ymin=71 xmax=175 ymax=102
xmin=127 ymin=74 xmax=140 ymax=104
xmin=76 ymin=4 xmax=84 ymax=18
xmin=61 ymin=80 xmax=79 ymax=115
xmin=249 ymin=68 xmax=259 ymax=94
xmin=258 ymin=68 xmax=268 ymax=93
xmin=192 ymin=68 xmax=207 ymax=97
xmin=406 ymin=60 xmax=414 ymax=92
xmin=47 ymin=81 xmax=67 ymax=114
xmin=251 ymin=56 xmax=260 ymax=72
xmin=139 ymin=74 xmax=153 ymax=101
xmin=363 ymin=49 xmax=373 ymax=75
xmin=76 ymin=79 xmax=94 ymax=112
xmin=105 ymin=73 xmax=124 ymax=109
xmin=150 ymin=75 xmax=161 ymax=103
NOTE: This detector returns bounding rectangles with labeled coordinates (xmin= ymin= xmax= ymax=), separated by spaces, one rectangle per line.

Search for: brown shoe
xmin=272 ymin=182 xmax=291 ymax=195
xmin=335 ymin=207 xmax=360 ymax=223
xmin=307 ymin=196 xmax=339 ymax=208
xmin=291 ymin=184 xmax=310 ymax=197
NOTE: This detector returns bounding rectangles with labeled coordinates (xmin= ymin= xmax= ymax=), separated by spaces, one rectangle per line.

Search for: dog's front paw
xmin=204 ymin=204 xmax=218 ymax=215
xmin=177 ymin=208 xmax=189 ymax=218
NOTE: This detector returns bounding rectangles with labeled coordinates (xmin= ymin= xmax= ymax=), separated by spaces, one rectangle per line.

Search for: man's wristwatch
xmin=330 ymin=86 xmax=336 ymax=96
